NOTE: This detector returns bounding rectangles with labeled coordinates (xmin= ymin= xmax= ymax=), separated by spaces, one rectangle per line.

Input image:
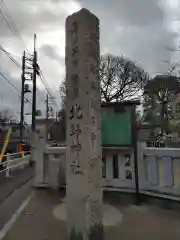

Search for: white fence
xmin=34 ymin=141 xmax=66 ymax=188
xmin=101 ymin=148 xmax=135 ymax=192
xmin=101 ymin=145 xmax=180 ymax=200
xmin=34 ymin=140 xmax=180 ymax=200
xmin=138 ymin=146 xmax=180 ymax=199
xmin=0 ymin=151 xmax=31 ymax=178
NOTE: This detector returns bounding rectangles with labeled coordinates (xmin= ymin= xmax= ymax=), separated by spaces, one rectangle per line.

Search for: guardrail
xmin=0 ymin=151 xmax=31 ymax=178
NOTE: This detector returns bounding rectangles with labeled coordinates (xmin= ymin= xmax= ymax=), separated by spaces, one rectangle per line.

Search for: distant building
xmin=35 ymin=117 xmax=55 ymax=140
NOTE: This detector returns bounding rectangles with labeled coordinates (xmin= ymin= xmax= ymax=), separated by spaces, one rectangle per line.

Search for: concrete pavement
xmin=0 ymin=166 xmax=34 ymax=236
xmin=3 ymin=189 xmax=180 ymax=240
xmin=0 ymin=165 xmax=34 ymax=205
xmin=0 ymin=180 xmax=33 ymax=234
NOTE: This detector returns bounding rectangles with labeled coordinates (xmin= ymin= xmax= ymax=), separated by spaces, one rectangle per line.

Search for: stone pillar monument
xmin=66 ymin=8 xmax=103 ymax=240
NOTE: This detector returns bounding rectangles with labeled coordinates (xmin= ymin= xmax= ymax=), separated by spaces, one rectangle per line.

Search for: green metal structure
xmin=101 ymin=101 xmax=139 ymax=147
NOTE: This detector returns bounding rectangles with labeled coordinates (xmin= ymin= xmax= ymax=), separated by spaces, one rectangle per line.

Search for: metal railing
xmin=0 ymin=151 xmax=31 ymax=178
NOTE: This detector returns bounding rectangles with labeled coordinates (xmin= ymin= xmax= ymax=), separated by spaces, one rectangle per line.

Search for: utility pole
xmin=20 ymin=51 xmax=26 ymax=143
xmin=56 ymin=111 xmax=58 ymax=122
xmin=32 ymin=34 xmax=37 ymax=132
xmin=46 ymin=94 xmax=49 ymax=140
xmin=46 ymin=94 xmax=49 ymax=120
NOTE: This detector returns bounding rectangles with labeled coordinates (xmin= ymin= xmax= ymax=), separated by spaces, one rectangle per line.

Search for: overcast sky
xmin=0 ymin=0 xmax=180 ymax=122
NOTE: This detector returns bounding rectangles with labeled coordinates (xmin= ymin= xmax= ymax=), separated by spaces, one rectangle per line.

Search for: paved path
xmin=0 ymin=165 xmax=34 ymax=205
xmin=3 ymin=189 xmax=180 ymax=240
xmin=0 ymin=166 xmax=34 ymax=234
xmin=0 ymin=180 xmax=33 ymax=233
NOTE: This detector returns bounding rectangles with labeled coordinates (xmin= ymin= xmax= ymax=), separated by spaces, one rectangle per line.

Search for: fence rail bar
xmin=0 ymin=160 xmax=29 ymax=173
xmin=0 ymin=155 xmax=30 ymax=166
xmin=3 ymin=151 xmax=31 ymax=158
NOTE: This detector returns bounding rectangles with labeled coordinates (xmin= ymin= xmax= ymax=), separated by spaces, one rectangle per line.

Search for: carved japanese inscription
xmin=66 ymin=8 xmax=103 ymax=240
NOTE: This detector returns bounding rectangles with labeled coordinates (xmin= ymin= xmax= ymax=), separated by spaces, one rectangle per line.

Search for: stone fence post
xmin=34 ymin=137 xmax=46 ymax=186
xmin=5 ymin=153 xmax=11 ymax=178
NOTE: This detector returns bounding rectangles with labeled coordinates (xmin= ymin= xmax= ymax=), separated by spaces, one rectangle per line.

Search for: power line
xmin=36 ymin=88 xmax=46 ymax=103
xmin=0 ymin=0 xmax=25 ymax=49
xmin=39 ymin=70 xmax=53 ymax=96
xmin=0 ymin=45 xmax=21 ymax=68
xmin=0 ymin=45 xmax=32 ymax=72
xmin=0 ymin=72 xmax=20 ymax=92
xmin=0 ymin=0 xmax=27 ymax=50
xmin=0 ymin=46 xmax=31 ymax=70
xmin=39 ymin=70 xmax=58 ymax=107
xmin=0 ymin=71 xmax=32 ymax=106
xmin=36 ymin=56 xmax=53 ymax=97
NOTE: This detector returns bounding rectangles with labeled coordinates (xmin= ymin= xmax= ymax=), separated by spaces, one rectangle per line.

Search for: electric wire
xmin=39 ymin=70 xmax=58 ymax=107
xmin=0 ymin=45 xmax=45 ymax=108
xmin=0 ymin=0 xmax=27 ymax=50
xmin=0 ymin=71 xmax=32 ymax=106
xmin=0 ymin=45 xmax=21 ymax=68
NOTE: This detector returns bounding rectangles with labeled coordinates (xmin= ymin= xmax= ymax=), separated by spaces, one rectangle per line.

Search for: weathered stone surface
xmin=65 ymin=8 xmax=103 ymax=240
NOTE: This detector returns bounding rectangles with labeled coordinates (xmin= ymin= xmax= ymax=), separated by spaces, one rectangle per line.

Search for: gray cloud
xmin=77 ymin=0 xmax=164 ymax=26
xmin=0 ymin=0 xmax=65 ymax=118
xmin=0 ymin=0 xmax=177 ymax=74
xmin=0 ymin=0 xmax=179 ymax=118
xmin=75 ymin=0 xmax=178 ymax=75
xmin=0 ymin=0 xmax=69 ymax=39
xmin=40 ymin=44 xmax=64 ymax=64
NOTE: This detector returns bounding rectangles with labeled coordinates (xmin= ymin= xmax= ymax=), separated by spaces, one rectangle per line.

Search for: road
xmin=0 ymin=166 xmax=34 ymax=232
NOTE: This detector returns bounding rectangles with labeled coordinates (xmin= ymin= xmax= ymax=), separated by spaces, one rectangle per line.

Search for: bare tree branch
xmin=100 ymin=54 xmax=149 ymax=102
xmin=60 ymin=54 xmax=149 ymax=107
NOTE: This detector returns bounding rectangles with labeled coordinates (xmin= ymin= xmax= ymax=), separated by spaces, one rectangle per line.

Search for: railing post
xmin=137 ymin=142 xmax=148 ymax=191
xmin=20 ymin=151 xmax=25 ymax=169
xmin=6 ymin=153 xmax=11 ymax=178
xmin=34 ymin=138 xmax=45 ymax=186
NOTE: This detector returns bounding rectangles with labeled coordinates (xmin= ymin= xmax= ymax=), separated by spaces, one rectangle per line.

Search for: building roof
xmin=101 ymin=100 xmax=140 ymax=108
